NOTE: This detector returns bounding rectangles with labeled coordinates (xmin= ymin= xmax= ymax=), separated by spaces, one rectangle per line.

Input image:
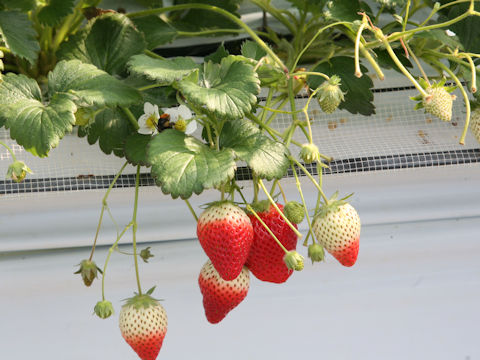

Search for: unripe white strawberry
xmin=423 ymin=86 xmax=456 ymax=122
xmin=312 ymin=197 xmax=360 ymax=267
xmin=119 ymin=293 xmax=167 ymax=360
xmin=470 ymin=108 xmax=480 ymax=144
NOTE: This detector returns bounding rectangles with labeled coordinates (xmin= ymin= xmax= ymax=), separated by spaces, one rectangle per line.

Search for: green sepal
xmin=313 ymin=192 xmax=352 ymax=219
xmin=123 ymin=293 xmax=160 ymax=310
xmin=284 ymin=201 xmax=305 ymax=224
xmin=413 ymin=102 xmax=424 ymax=110
xmin=283 ymin=250 xmax=304 ymax=271
xmin=308 ymin=243 xmax=325 ymax=264
xmin=140 ymin=247 xmax=154 ymax=263
xmin=74 ymin=259 xmax=102 ymax=287
xmin=94 ymin=300 xmax=114 ymax=319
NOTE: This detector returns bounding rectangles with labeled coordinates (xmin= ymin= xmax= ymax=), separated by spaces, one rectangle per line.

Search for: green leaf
xmin=286 ymin=0 xmax=327 ymax=15
xmin=220 ymin=119 xmax=289 ymax=180
xmin=326 ymin=0 xmax=363 ymax=22
xmin=438 ymin=2 xmax=480 ymax=54
xmin=37 ymin=0 xmax=75 ymax=26
xmin=205 ymin=43 xmax=229 ymax=64
xmin=374 ymin=48 xmax=412 ymax=74
xmin=309 ymin=57 xmax=375 ymax=115
xmin=48 ymin=60 xmax=142 ymax=107
xmin=177 ymin=55 xmax=260 ymax=120
xmin=241 ymin=40 xmax=266 ymax=61
xmin=0 ymin=10 xmax=39 ymax=64
xmin=131 ymin=15 xmax=177 ymax=50
xmin=411 ymin=29 xmax=464 ymax=54
xmin=0 ymin=73 xmax=77 ymax=156
xmin=124 ymin=133 xmax=152 ymax=166
xmin=57 ymin=13 xmax=146 ymax=76
xmin=128 ymin=55 xmax=199 ymax=85
xmin=0 ymin=0 xmax=36 ymax=11
xmin=85 ymin=107 xmax=135 ymax=157
xmin=170 ymin=0 xmax=241 ymax=32
xmin=147 ymin=130 xmax=236 ymax=199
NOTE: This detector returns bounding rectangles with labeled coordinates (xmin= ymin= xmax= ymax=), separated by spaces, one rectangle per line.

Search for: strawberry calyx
xmin=74 ymin=259 xmax=102 ymax=287
xmin=314 ymin=192 xmax=353 ymax=219
xmin=284 ymin=201 xmax=305 ymax=224
xmin=248 ymin=199 xmax=271 ymax=214
xmin=94 ymin=300 xmax=114 ymax=319
xmin=308 ymin=243 xmax=325 ymax=263
xmin=124 ymin=287 xmax=160 ymax=310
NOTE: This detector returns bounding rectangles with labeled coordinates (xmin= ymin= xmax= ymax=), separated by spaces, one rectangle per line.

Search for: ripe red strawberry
xmin=197 ymin=201 xmax=254 ymax=281
xmin=246 ymin=201 xmax=299 ymax=283
xmin=311 ymin=197 xmax=360 ymax=267
xmin=119 ymin=293 xmax=167 ymax=360
xmin=198 ymin=260 xmax=250 ymax=324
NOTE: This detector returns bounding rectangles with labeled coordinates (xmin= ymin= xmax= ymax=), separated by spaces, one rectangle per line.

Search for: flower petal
xmin=178 ymin=105 xmax=192 ymax=119
xmin=144 ymin=102 xmax=155 ymax=114
xmin=185 ymin=119 xmax=197 ymax=135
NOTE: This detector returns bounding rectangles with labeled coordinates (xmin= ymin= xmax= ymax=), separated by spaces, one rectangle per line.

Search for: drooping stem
xmin=144 ymin=49 xmax=165 ymax=59
xmin=127 ymin=4 xmax=287 ymax=71
xmin=258 ymin=179 xmax=303 ymax=237
xmin=132 ymin=165 xmax=143 ymax=295
xmin=121 ymin=107 xmax=140 ymax=131
xmin=290 ymin=157 xmax=329 ymax=205
xmin=184 ymin=199 xmax=198 ymax=222
xmin=89 ymin=161 xmax=129 ymax=261
xmin=0 ymin=140 xmax=17 ymax=161
xmin=354 ymin=21 xmax=368 ymax=78
xmin=101 ymin=221 xmax=134 ymax=300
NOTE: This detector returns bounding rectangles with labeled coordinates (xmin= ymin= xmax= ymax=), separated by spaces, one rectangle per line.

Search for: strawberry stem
xmin=184 ymin=199 xmax=198 ymax=222
xmin=291 ymin=163 xmax=317 ymax=244
xmin=258 ymin=179 xmax=303 ymax=238
xmin=246 ymin=204 xmax=289 ymax=254
xmin=132 ymin=165 xmax=143 ymax=295
xmin=354 ymin=18 xmax=368 ymax=78
xmin=0 ymin=140 xmax=17 ymax=161
xmin=89 ymin=161 xmax=128 ymax=261
xmin=101 ymin=221 xmax=134 ymax=300
xmin=289 ymin=157 xmax=329 ymax=205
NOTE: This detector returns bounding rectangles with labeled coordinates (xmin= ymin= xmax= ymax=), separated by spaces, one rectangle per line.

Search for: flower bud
xmin=283 ymin=251 xmax=304 ymax=271
xmin=140 ymin=247 xmax=154 ymax=263
xmin=308 ymin=243 xmax=325 ymax=263
xmin=299 ymin=143 xmax=321 ymax=164
xmin=6 ymin=161 xmax=33 ymax=183
xmin=74 ymin=259 xmax=102 ymax=287
xmin=94 ymin=300 xmax=114 ymax=319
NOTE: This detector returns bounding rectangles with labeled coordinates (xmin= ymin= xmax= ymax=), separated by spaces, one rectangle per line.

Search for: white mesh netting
xmin=1 ymin=86 xmax=479 ymax=198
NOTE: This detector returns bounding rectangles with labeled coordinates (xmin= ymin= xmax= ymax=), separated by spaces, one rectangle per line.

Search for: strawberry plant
xmin=2 ymin=0 xmax=480 ymax=358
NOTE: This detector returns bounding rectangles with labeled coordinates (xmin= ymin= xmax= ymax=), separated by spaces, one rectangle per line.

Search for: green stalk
xmin=89 ymin=161 xmax=129 ymax=261
xmin=246 ymin=205 xmax=289 ymax=253
xmin=290 ymin=157 xmax=329 ymax=205
xmin=258 ymin=179 xmax=302 ymax=238
xmin=121 ymin=107 xmax=140 ymax=131
xmin=144 ymin=49 xmax=165 ymax=59
xmin=248 ymin=0 xmax=297 ymax=35
xmin=101 ymin=221 xmax=134 ymax=300
xmin=132 ymin=165 xmax=143 ymax=295
xmin=0 ymin=141 xmax=17 ymax=161
xmin=374 ymin=27 xmax=428 ymax=97
xmin=184 ymin=199 xmax=198 ymax=222
xmin=127 ymin=4 xmax=287 ymax=71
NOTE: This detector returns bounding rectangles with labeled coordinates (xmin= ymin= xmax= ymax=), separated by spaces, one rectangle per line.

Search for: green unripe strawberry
xmin=470 ymin=108 xmax=480 ymax=144
xmin=94 ymin=300 xmax=114 ymax=319
xmin=316 ymin=75 xmax=345 ymax=114
xmin=284 ymin=201 xmax=305 ymax=224
xmin=411 ymin=79 xmax=456 ymax=122
xmin=74 ymin=259 xmax=102 ymax=287
xmin=299 ymin=143 xmax=321 ymax=164
xmin=308 ymin=243 xmax=325 ymax=263
xmin=283 ymin=250 xmax=304 ymax=271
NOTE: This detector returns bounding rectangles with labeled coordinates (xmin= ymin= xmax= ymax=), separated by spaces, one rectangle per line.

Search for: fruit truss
xmin=1 ymin=0 xmax=480 ymax=359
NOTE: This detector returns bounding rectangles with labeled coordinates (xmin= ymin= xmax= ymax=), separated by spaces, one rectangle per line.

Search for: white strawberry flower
xmin=162 ymin=105 xmax=197 ymax=135
xmin=138 ymin=102 xmax=160 ymax=135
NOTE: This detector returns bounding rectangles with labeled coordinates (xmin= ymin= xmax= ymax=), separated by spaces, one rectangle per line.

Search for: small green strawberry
xmin=308 ymin=243 xmax=325 ymax=263
xmin=470 ymin=107 xmax=480 ymax=144
xmin=284 ymin=201 xmax=305 ymax=224
xmin=316 ymin=75 xmax=345 ymax=114
xmin=411 ymin=79 xmax=456 ymax=122
xmin=140 ymin=247 xmax=154 ymax=263
xmin=74 ymin=259 xmax=102 ymax=287
xmin=312 ymin=194 xmax=361 ymax=267
xmin=119 ymin=291 xmax=167 ymax=360
xmin=94 ymin=300 xmax=114 ymax=319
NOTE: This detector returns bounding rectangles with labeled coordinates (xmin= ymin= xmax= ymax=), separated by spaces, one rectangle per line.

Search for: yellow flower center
xmin=146 ymin=114 xmax=157 ymax=130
